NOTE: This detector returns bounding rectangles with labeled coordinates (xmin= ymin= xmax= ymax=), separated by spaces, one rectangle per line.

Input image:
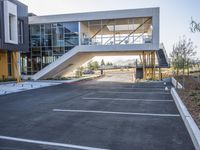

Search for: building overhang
xmin=29 ymin=7 xmax=159 ymax=24
xmin=78 ymin=44 xmax=159 ymax=52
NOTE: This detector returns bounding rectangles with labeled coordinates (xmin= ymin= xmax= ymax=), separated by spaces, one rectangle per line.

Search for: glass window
xmin=28 ymin=22 xmax=79 ymax=74
xmin=44 ymin=35 xmax=52 ymax=47
xmin=53 ymin=47 xmax=64 ymax=55
xmin=7 ymin=52 xmax=12 ymax=76
xmin=31 ymin=38 xmax=41 ymax=47
xmin=63 ymin=22 xmax=78 ymax=34
xmin=18 ymin=20 xmax=24 ymax=44
xmin=31 ymin=25 xmax=40 ymax=35
xmin=32 ymin=56 xmax=41 ymax=73
xmin=81 ymin=17 xmax=152 ymax=46
xmin=45 ymin=24 xmax=52 ymax=34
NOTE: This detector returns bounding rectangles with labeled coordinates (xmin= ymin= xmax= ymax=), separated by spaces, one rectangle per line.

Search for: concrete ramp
xmin=32 ymin=46 xmax=94 ymax=80
xmin=31 ymin=44 xmax=163 ymax=80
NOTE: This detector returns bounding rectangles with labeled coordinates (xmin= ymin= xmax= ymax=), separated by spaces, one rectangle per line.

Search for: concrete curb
xmin=62 ymin=75 xmax=103 ymax=84
xmin=171 ymin=77 xmax=184 ymax=89
xmin=0 ymin=81 xmax=17 ymax=85
xmin=171 ymin=88 xmax=200 ymax=150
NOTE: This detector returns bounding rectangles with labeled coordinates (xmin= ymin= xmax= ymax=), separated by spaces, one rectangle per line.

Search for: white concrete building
xmin=21 ymin=7 xmax=169 ymax=80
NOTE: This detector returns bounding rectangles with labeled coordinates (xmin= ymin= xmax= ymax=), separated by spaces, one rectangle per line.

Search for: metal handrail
xmin=160 ymin=43 xmax=169 ymax=65
xmin=91 ymin=20 xmax=112 ymax=39
xmin=119 ymin=18 xmax=151 ymax=44
xmin=104 ymin=32 xmax=120 ymax=45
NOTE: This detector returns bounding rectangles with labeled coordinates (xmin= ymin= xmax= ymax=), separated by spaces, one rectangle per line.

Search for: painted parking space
xmin=0 ymin=78 xmax=195 ymax=150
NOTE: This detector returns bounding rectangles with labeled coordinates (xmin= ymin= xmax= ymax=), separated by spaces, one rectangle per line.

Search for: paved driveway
xmin=0 ymin=73 xmax=195 ymax=150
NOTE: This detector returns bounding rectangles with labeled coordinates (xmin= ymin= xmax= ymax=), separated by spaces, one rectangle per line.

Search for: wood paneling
xmin=0 ymin=51 xmax=8 ymax=79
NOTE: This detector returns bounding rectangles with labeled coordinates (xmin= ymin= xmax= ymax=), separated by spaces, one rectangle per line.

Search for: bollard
xmin=165 ymin=87 xmax=169 ymax=91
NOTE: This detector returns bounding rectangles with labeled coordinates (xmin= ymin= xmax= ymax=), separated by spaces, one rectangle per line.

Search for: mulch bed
xmin=175 ymin=76 xmax=200 ymax=128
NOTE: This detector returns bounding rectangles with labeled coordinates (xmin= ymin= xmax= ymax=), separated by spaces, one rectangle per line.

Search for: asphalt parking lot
xmin=0 ymin=72 xmax=195 ymax=150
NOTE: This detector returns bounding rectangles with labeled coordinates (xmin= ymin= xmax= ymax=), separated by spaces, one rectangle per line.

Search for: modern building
xmin=0 ymin=0 xmax=28 ymax=81
xmin=21 ymin=7 xmax=168 ymax=80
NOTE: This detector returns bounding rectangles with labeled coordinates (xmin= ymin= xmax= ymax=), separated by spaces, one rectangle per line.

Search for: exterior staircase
xmin=156 ymin=43 xmax=170 ymax=68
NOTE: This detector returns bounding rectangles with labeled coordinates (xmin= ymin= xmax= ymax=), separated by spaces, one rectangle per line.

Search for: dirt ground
xmin=175 ymin=76 xmax=200 ymax=128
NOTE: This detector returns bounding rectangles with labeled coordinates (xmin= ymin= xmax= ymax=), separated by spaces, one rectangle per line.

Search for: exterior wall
xmin=0 ymin=0 xmax=28 ymax=80
xmin=29 ymin=7 xmax=159 ymax=50
xmin=0 ymin=1 xmax=3 ymax=49
xmin=27 ymin=8 xmax=159 ymax=76
xmin=0 ymin=51 xmax=21 ymax=80
xmin=24 ymin=22 xmax=79 ymax=75
xmin=11 ymin=51 xmax=21 ymax=79
xmin=4 ymin=0 xmax=18 ymax=44
xmin=0 ymin=0 xmax=29 ymax=52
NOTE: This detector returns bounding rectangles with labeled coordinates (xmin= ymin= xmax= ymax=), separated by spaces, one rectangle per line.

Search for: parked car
xmin=83 ymin=70 xmax=95 ymax=74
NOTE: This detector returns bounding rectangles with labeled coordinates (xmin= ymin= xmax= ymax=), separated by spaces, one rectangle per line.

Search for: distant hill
xmin=112 ymin=59 xmax=136 ymax=67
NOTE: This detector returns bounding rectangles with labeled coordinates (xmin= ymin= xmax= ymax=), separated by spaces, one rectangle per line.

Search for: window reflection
xmin=23 ymin=18 xmax=153 ymax=75
xmin=25 ymin=22 xmax=79 ymax=75
xmin=81 ymin=17 xmax=152 ymax=45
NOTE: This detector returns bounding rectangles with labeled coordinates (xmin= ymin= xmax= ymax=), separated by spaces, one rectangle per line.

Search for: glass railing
xmin=81 ymin=34 xmax=152 ymax=46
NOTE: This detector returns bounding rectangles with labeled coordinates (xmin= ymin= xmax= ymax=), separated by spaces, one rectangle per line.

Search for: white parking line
xmin=53 ymin=109 xmax=180 ymax=117
xmin=0 ymin=136 xmax=109 ymax=150
xmin=132 ymin=85 xmax=171 ymax=89
xmin=86 ymin=87 xmax=166 ymax=91
xmin=86 ymin=87 xmax=165 ymax=92
xmin=82 ymin=97 xmax=174 ymax=102
xmin=96 ymin=91 xmax=171 ymax=95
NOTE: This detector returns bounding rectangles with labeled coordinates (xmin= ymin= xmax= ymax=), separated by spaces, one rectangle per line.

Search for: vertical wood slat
xmin=0 ymin=51 xmax=8 ymax=79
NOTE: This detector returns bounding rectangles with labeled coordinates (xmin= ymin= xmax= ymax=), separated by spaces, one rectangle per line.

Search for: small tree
xmin=87 ymin=61 xmax=93 ymax=70
xmin=106 ymin=62 xmax=113 ymax=66
xmin=170 ymin=45 xmax=183 ymax=76
xmin=93 ymin=61 xmax=99 ymax=70
xmin=170 ymin=36 xmax=197 ymax=76
xmin=101 ymin=59 xmax=105 ymax=66
xmin=190 ymin=18 xmax=200 ymax=33
xmin=87 ymin=61 xmax=99 ymax=70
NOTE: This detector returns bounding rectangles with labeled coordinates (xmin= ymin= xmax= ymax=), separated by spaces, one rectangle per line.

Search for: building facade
xmin=0 ymin=0 xmax=28 ymax=81
xmin=22 ymin=22 xmax=79 ymax=75
xmin=22 ymin=8 xmax=159 ymax=78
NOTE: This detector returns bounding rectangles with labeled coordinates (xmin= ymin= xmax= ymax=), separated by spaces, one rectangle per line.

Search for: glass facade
xmin=22 ymin=17 xmax=153 ymax=75
xmin=80 ymin=17 xmax=152 ymax=45
xmin=18 ymin=20 xmax=24 ymax=44
xmin=22 ymin=22 xmax=79 ymax=75
xmin=7 ymin=51 xmax=12 ymax=76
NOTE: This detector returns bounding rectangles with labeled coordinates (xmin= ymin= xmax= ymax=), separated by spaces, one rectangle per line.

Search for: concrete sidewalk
xmin=0 ymin=75 xmax=101 ymax=96
xmin=0 ymin=81 xmax=60 ymax=95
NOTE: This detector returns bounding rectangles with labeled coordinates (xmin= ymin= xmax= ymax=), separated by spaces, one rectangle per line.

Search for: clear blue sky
xmin=19 ymin=0 xmax=200 ymax=58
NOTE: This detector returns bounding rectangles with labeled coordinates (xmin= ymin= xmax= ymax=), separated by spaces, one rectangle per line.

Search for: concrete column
xmin=142 ymin=51 xmax=146 ymax=80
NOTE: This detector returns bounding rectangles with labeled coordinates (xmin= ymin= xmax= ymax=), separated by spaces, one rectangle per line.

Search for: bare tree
xmin=170 ymin=45 xmax=183 ymax=76
xmin=171 ymin=36 xmax=197 ymax=76
xmin=190 ymin=18 xmax=200 ymax=32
